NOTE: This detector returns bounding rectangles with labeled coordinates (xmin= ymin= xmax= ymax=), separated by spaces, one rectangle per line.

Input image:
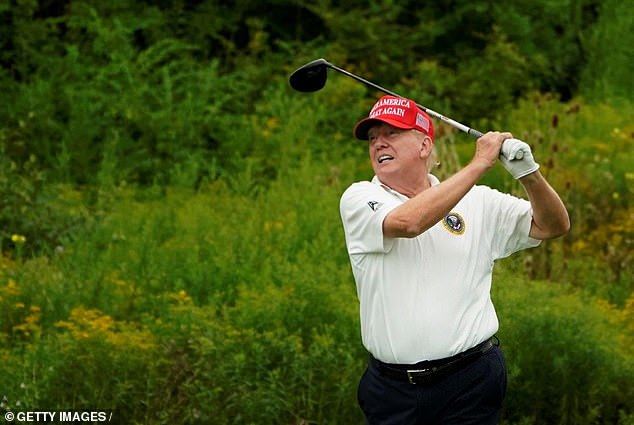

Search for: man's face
xmin=367 ymin=123 xmax=426 ymax=178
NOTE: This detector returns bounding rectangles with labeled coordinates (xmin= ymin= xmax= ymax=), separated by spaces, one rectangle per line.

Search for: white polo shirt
xmin=340 ymin=175 xmax=540 ymax=364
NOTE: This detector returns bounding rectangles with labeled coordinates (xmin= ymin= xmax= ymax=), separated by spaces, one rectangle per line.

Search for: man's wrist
xmin=468 ymin=157 xmax=494 ymax=175
xmin=518 ymin=169 xmax=542 ymax=185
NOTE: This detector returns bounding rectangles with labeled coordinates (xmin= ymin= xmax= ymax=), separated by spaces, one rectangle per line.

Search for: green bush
xmin=148 ymin=300 xmax=363 ymax=424
xmin=1 ymin=144 xmax=632 ymax=423
xmin=0 ymin=152 xmax=366 ymax=423
xmin=493 ymin=94 xmax=634 ymax=302
xmin=0 ymin=145 xmax=94 ymax=255
xmin=581 ymin=0 xmax=634 ymax=100
xmin=495 ymin=270 xmax=634 ymax=425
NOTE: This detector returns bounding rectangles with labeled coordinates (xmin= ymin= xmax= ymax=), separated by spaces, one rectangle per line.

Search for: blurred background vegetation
xmin=0 ymin=0 xmax=632 ymax=424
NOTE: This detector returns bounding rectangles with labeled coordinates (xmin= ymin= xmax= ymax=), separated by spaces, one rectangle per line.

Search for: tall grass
xmin=1 ymin=90 xmax=633 ymax=423
xmin=498 ymin=93 xmax=634 ymax=303
xmin=1 ymin=170 xmax=632 ymax=424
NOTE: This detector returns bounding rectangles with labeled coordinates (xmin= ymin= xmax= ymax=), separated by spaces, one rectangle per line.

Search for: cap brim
xmin=353 ymin=117 xmax=415 ymax=140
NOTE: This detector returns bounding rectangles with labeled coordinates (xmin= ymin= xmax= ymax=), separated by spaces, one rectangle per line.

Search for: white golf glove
xmin=499 ymin=138 xmax=540 ymax=179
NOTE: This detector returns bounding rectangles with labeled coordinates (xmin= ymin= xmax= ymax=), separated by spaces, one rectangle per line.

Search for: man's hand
xmin=473 ymin=131 xmax=512 ymax=171
xmin=499 ymin=138 xmax=540 ymax=179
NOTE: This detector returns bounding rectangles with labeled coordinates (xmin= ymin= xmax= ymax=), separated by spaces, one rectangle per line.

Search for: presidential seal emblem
xmin=443 ymin=212 xmax=465 ymax=235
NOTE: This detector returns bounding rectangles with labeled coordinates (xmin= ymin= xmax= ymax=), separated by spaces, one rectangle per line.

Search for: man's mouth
xmin=378 ymin=154 xmax=394 ymax=164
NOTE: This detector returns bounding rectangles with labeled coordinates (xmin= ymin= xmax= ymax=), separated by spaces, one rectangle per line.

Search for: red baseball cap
xmin=353 ymin=95 xmax=434 ymax=141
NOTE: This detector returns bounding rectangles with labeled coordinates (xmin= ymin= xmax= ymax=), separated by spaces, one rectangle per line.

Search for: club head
xmin=289 ymin=58 xmax=331 ymax=92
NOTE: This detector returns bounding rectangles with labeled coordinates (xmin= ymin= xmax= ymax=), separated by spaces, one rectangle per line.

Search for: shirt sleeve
xmin=484 ymin=187 xmax=541 ymax=259
xmin=339 ymin=182 xmax=402 ymax=254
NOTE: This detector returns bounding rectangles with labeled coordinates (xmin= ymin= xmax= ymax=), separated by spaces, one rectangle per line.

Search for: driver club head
xmin=289 ymin=58 xmax=331 ymax=92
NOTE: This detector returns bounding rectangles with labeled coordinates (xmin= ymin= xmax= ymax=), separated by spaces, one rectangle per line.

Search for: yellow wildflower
xmin=55 ymin=306 xmax=155 ymax=350
xmin=11 ymin=234 xmax=26 ymax=244
xmin=4 ymin=279 xmax=20 ymax=296
xmin=168 ymin=290 xmax=193 ymax=305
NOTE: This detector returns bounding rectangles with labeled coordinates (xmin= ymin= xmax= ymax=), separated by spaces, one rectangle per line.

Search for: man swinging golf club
xmin=339 ymin=95 xmax=570 ymax=424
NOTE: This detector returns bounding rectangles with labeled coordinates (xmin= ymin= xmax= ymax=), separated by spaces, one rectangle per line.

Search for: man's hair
xmin=427 ymin=146 xmax=439 ymax=172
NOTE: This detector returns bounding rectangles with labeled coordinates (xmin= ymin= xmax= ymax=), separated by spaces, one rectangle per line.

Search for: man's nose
xmin=370 ymin=134 xmax=389 ymax=148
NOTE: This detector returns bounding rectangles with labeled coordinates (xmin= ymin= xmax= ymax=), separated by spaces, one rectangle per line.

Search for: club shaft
xmin=327 ymin=63 xmax=483 ymax=139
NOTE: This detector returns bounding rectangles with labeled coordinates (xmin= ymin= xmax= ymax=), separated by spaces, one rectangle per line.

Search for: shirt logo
xmin=443 ymin=212 xmax=465 ymax=235
xmin=368 ymin=201 xmax=383 ymax=211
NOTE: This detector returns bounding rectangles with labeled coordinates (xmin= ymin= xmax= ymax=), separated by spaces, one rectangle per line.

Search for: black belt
xmin=370 ymin=338 xmax=495 ymax=385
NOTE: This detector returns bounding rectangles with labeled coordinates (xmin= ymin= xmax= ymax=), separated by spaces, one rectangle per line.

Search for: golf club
xmin=289 ymin=58 xmax=523 ymax=159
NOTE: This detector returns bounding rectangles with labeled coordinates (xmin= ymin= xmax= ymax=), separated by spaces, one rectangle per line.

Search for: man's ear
xmin=419 ymin=135 xmax=433 ymax=158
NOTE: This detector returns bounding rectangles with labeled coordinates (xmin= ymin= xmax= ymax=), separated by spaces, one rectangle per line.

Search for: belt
xmin=370 ymin=338 xmax=495 ymax=385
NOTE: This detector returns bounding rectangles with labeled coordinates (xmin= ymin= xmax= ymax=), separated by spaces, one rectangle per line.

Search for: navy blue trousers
xmin=357 ymin=345 xmax=507 ymax=425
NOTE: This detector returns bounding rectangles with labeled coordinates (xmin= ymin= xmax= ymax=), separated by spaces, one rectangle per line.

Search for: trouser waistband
xmin=370 ymin=338 xmax=495 ymax=385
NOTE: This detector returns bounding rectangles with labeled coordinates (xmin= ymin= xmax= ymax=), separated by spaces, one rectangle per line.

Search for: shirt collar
xmin=371 ymin=174 xmax=440 ymax=199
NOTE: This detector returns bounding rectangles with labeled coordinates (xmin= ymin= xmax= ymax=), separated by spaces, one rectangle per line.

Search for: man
xmin=339 ymin=95 xmax=570 ymax=425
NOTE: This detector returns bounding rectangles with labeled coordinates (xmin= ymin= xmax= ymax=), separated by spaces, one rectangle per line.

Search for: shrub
xmin=494 ymin=270 xmax=633 ymax=425
xmin=581 ymin=0 xmax=634 ymax=101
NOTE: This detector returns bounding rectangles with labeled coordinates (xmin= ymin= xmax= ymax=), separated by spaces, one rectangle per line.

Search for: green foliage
xmin=491 ymin=0 xmax=597 ymax=97
xmin=0 ymin=144 xmax=93 ymax=254
xmin=1 ymin=1 xmax=633 ymax=423
xmin=300 ymin=0 xmax=599 ymax=122
xmin=0 ymin=0 xmax=608 ymax=187
xmin=1 ymin=141 xmax=633 ymax=423
xmin=1 ymin=2 xmax=257 ymax=185
xmin=0 ymin=154 xmax=367 ymax=424
xmin=495 ymin=271 xmax=634 ymax=425
xmin=581 ymin=0 xmax=634 ymax=100
xmin=489 ymin=94 xmax=634 ymax=302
